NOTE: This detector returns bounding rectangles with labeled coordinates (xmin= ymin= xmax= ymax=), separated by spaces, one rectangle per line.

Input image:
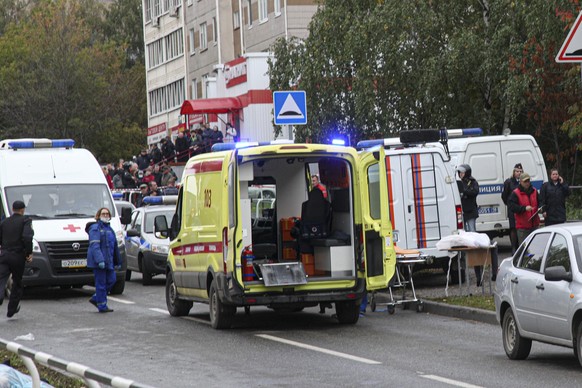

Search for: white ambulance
xmin=447 ymin=132 xmax=548 ymax=238
xmin=357 ymin=129 xmax=464 ymax=280
xmin=0 ymin=139 xmax=127 ymax=294
xmin=155 ymin=141 xmax=396 ymax=329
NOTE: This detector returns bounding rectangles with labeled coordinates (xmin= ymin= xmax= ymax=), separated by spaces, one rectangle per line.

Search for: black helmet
xmin=457 ymin=164 xmax=472 ymax=177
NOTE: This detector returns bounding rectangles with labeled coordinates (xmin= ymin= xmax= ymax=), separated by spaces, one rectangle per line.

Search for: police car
xmin=124 ymin=196 xmax=176 ymax=285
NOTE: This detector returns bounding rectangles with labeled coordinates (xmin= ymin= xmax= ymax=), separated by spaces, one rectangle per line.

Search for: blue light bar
xmin=7 ymin=139 xmax=75 ymax=149
xmin=331 ymin=138 xmax=346 ymax=146
xmin=445 ymin=128 xmax=482 ymax=138
xmin=142 ymin=195 xmax=178 ymax=205
xmin=356 ymin=139 xmax=385 ymax=149
xmin=112 ymin=192 xmax=123 ymax=200
xmin=211 ymin=140 xmax=295 ymax=152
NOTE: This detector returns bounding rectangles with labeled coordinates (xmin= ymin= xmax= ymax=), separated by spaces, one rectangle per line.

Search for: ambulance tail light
xmin=456 ymin=205 xmax=464 ymax=230
xmin=222 ymin=227 xmax=228 ymax=273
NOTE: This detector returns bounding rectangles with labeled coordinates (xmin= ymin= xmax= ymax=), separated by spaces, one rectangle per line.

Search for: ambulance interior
xmin=239 ymin=156 xmax=356 ymax=282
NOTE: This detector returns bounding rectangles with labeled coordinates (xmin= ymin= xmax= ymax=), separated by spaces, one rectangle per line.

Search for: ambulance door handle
xmin=408 ymin=205 xmax=412 ymax=213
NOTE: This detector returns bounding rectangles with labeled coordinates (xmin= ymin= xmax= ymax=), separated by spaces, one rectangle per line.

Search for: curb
xmin=422 ymin=300 xmax=498 ymax=325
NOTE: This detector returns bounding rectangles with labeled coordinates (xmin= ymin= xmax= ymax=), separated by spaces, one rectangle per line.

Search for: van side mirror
xmin=545 ymin=266 xmax=572 ymax=282
xmin=154 ymin=215 xmax=169 ymax=239
xmin=120 ymin=207 xmax=132 ymax=225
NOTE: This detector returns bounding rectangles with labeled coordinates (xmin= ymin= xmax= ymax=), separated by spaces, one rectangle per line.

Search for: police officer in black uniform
xmin=0 ymin=200 xmax=34 ymax=317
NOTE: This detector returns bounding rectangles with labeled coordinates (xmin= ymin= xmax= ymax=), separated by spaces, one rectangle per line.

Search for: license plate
xmin=62 ymin=259 xmax=87 ymax=268
xmin=478 ymin=206 xmax=499 ymax=215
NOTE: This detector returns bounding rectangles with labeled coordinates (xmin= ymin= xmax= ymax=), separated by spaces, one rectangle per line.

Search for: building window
xmin=153 ymin=0 xmax=161 ymax=18
xmin=163 ymin=0 xmax=169 ymax=13
xmin=149 ymin=78 xmax=185 ymax=116
xmin=212 ymin=16 xmax=217 ymax=44
xmin=247 ymin=0 xmax=252 ymax=27
xmin=189 ymin=28 xmax=195 ymax=54
xmin=191 ymin=78 xmax=197 ymax=100
xmin=274 ymin=0 xmax=281 ymax=15
xmin=258 ymin=0 xmax=267 ymax=22
xmin=233 ymin=11 xmax=240 ymax=29
xmin=164 ymin=29 xmax=184 ymax=61
xmin=144 ymin=0 xmax=152 ymax=23
xmin=199 ymin=22 xmax=207 ymax=50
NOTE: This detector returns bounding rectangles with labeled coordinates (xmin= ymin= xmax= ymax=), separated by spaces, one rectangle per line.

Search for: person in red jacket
xmin=310 ymin=174 xmax=328 ymax=199
xmin=508 ymin=173 xmax=540 ymax=246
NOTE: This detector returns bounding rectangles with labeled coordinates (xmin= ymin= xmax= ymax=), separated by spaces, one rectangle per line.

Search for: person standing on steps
xmin=0 ymin=200 xmax=34 ymax=318
xmin=86 ymin=208 xmax=121 ymax=313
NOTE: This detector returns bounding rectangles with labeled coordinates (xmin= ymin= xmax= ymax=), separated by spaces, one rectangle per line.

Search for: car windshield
xmin=5 ymin=184 xmax=114 ymax=219
xmin=144 ymin=209 xmax=174 ymax=233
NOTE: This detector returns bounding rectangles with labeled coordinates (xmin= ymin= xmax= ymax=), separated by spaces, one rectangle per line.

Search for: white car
xmin=495 ymin=222 xmax=582 ymax=366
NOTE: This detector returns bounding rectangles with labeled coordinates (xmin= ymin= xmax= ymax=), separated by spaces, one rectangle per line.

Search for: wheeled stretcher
xmin=370 ymin=247 xmax=426 ymax=314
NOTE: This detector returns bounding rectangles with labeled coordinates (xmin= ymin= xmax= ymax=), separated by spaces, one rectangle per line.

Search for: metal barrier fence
xmin=0 ymin=337 xmax=156 ymax=388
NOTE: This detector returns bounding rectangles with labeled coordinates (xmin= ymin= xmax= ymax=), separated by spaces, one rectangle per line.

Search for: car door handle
xmin=536 ymin=284 xmax=544 ymax=290
xmin=408 ymin=205 xmax=412 ymax=213
xmin=511 ymin=278 xmax=518 ymax=284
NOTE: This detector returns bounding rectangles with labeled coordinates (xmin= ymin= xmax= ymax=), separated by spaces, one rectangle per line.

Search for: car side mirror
xmin=126 ymin=229 xmax=140 ymax=237
xmin=155 ymin=215 xmax=169 ymax=239
xmin=121 ymin=207 xmax=132 ymax=225
xmin=545 ymin=266 xmax=572 ymax=282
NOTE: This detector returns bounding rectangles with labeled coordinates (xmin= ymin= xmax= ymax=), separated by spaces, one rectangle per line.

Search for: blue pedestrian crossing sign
xmin=273 ymin=91 xmax=307 ymax=125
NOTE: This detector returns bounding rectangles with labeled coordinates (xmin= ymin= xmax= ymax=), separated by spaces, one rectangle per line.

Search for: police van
xmin=447 ymin=132 xmax=548 ymax=238
xmin=357 ymin=129 xmax=464 ymax=280
xmin=155 ymin=141 xmax=396 ymax=329
xmin=0 ymin=139 xmax=127 ymax=293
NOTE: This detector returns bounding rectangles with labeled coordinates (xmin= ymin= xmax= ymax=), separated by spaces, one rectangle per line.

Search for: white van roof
xmin=447 ymin=134 xmax=539 ymax=152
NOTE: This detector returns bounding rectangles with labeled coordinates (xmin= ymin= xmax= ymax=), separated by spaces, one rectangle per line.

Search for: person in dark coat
xmin=86 ymin=208 xmax=120 ymax=313
xmin=202 ymin=125 xmax=214 ymax=152
xmin=0 ymin=201 xmax=34 ymax=317
xmin=174 ymin=132 xmax=190 ymax=162
xmin=210 ymin=125 xmax=224 ymax=146
xmin=540 ymin=168 xmax=570 ymax=226
xmin=456 ymin=164 xmax=483 ymax=285
xmin=136 ymin=149 xmax=151 ymax=171
xmin=501 ymin=163 xmax=523 ymax=253
xmin=150 ymin=143 xmax=163 ymax=165
xmin=161 ymin=137 xmax=176 ymax=163
xmin=508 ymin=173 xmax=540 ymax=245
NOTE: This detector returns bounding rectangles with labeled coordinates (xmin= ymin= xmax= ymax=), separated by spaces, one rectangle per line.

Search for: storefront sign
xmin=224 ymin=57 xmax=247 ymax=88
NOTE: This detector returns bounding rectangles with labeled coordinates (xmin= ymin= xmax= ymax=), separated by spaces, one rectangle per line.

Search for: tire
xmin=125 ymin=270 xmax=132 ymax=281
xmin=576 ymin=324 xmax=582 ymax=367
xmin=399 ymin=129 xmax=440 ymax=144
xmin=209 ymin=279 xmax=235 ymax=329
xmin=166 ymin=272 xmax=192 ymax=316
xmin=109 ymin=277 xmax=125 ymax=295
xmin=335 ymin=300 xmax=360 ymax=324
xmin=502 ymin=309 xmax=532 ymax=360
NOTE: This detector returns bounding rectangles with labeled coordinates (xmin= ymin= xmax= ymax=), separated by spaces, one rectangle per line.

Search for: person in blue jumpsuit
xmin=85 ymin=208 xmax=120 ymax=313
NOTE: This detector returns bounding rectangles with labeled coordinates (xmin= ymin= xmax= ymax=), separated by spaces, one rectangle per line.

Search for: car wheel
xmin=209 ymin=279 xmax=235 ymax=329
xmin=109 ymin=277 xmax=125 ymax=295
xmin=576 ymin=324 xmax=582 ymax=367
xmin=502 ymin=309 xmax=531 ymax=360
xmin=335 ymin=300 xmax=360 ymax=324
xmin=142 ymin=270 xmax=153 ymax=286
xmin=165 ymin=272 xmax=192 ymax=316
xmin=125 ymin=270 xmax=132 ymax=281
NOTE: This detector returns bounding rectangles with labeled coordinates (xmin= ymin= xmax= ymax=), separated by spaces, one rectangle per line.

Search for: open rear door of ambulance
xmin=359 ymin=148 xmax=395 ymax=290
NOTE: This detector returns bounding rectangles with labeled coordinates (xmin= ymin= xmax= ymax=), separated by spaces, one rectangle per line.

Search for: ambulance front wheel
xmin=209 ymin=279 xmax=236 ymax=329
xmin=166 ymin=272 xmax=193 ymax=316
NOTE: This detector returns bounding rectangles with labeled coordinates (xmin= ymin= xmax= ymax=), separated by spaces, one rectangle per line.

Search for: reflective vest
xmin=513 ymin=187 xmax=540 ymax=229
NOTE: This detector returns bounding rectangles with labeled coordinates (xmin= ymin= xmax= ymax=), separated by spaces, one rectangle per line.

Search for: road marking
xmin=256 ymin=334 xmax=381 ymax=365
xmin=420 ymin=374 xmax=483 ymax=388
xmin=107 ymin=296 xmax=134 ymax=305
xmin=149 ymin=308 xmax=211 ymax=326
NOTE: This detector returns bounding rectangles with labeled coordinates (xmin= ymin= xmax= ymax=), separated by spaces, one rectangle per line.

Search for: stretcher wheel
xmin=416 ymin=302 xmax=424 ymax=313
xmin=388 ymin=306 xmax=395 ymax=315
xmin=370 ymin=296 xmax=377 ymax=312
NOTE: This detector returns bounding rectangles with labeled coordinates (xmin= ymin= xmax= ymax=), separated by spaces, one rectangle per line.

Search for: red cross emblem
xmin=63 ymin=224 xmax=80 ymax=232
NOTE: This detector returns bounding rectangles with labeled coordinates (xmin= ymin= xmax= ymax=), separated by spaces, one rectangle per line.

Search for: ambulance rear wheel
xmin=335 ymin=300 xmax=359 ymax=324
xmin=166 ymin=272 xmax=192 ymax=316
xmin=125 ymin=270 xmax=132 ymax=281
xmin=109 ymin=277 xmax=125 ymax=295
xmin=209 ymin=279 xmax=235 ymax=329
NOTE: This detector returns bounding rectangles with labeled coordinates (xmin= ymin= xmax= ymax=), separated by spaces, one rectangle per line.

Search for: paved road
xmin=2 ymin=269 xmax=582 ymax=388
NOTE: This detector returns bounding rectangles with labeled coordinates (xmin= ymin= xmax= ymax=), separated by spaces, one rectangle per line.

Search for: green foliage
xmin=0 ymin=0 xmax=146 ymax=158
xmin=431 ymin=295 xmax=495 ymax=311
xmin=269 ymin=0 xmax=582 ymax=176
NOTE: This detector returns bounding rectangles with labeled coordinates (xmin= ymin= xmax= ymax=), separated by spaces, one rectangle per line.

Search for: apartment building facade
xmin=143 ymin=0 xmax=317 ymax=145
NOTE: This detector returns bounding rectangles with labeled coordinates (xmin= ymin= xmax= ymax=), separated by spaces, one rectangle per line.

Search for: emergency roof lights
xmin=331 ymin=138 xmax=346 ymax=146
xmin=211 ymin=140 xmax=294 ymax=152
xmin=142 ymin=195 xmax=178 ymax=205
xmin=112 ymin=192 xmax=124 ymax=200
xmin=1 ymin=138 xmax=76 ymax=150
xmin=356 ymin=128 xmax=483 ymax=149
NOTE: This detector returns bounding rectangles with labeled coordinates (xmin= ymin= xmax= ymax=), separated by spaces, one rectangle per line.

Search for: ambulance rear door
xmin=359 ymin=148 xmax=395 ymax=290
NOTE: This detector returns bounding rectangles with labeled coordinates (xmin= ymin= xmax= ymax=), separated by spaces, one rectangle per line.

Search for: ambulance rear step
xmin=258 ymin=262 xmax=308 ymax=286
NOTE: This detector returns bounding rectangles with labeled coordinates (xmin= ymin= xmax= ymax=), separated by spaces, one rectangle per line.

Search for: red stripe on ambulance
xmin=172 ymin=242 xmax=223 ymax=256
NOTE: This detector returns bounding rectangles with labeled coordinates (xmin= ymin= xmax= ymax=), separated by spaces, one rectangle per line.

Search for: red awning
xmin=180 ymin=97 xmax=242 ymax=115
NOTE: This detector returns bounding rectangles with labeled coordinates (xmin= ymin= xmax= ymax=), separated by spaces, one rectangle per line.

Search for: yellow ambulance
xmin=155 ymin=141 xmax=395 ymax=329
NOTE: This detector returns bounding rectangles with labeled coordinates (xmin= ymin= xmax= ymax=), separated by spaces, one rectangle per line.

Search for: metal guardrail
xmin=0 ymin=337 xmax=156 ymax=388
